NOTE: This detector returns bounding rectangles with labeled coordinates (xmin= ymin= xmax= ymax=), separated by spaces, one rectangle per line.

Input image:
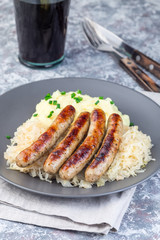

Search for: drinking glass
xmin=13 ymin=0 xmax=71 ymax=68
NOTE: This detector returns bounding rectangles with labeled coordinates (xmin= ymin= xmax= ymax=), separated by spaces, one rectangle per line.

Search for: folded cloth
xmin=140 ymin=91 xmax=160 ymax=105
xmin=0 ymin=178 xmax=135 ymax=234
xmin=0 ymin=91 xmax=159 ymax=235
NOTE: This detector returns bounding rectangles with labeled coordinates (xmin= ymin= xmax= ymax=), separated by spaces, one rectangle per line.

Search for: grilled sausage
xmin=43 ymin=112 xmax=90 ymax=174
xmin=16 ymin=105 xmax=75 ymax=167
xmin=85 ymin=113 xmax=123 ymax=183
xmin=59 ymin=108 xmax=106 ymax=180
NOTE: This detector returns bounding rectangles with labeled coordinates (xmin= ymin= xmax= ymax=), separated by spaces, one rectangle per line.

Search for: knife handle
xmin=120 ymin=58 xmax=160 ymax=92
xmin=132 ymin=50 xmax=160 ymax=79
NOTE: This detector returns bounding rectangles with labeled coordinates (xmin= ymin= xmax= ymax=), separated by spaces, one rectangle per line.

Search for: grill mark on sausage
xmin=43 ymin=112 xmax=90 ymax=174
xmin=59 ymin=105 xmax=75 ymax=120
xmin=85 ymin=113 xmax=123 ymax=182
xmin=59 ymin=108 xmax=106 ymax=180
xmin=46 ymin=112 xmax=90 ymax=164
xmin=16 ymin=105 xmax=75 ymax=167
xmin=92 ymin=109 xmax=100 ymax=121
xmin=89 ymin=128 xmax=115 ymax=168
xmin=61 ymin=145 xmax=91 ymax=171
xmin=48 ymin=129 xmax=80 ymax=162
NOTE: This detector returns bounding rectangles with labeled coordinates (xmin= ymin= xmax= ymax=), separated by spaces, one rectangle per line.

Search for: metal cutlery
xmin=82 ymin=18 xmax=160 ymax=92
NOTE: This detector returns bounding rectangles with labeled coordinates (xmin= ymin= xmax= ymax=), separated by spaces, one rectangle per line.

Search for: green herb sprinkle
xmin=47 ymin=111 xmax=54 ymax=118
xmin=53 ymin=100 xmax=57 ymax=105
xmin=56 ymin=104 xmax=61 ymax=109
xmin=74 ymin=96 xmax=83 ymax=103
xmin=95 ymin=100 xmax=99 ymax=105
xmin=71 ymin=92 xmax=76 ymax=98
xmin=77 ymin=90 xmax=81 ymax=94
xmin=6 ymin=135 xmax=11 ymax=139
xmin=44 ymin=93 xmax=52 ymax=101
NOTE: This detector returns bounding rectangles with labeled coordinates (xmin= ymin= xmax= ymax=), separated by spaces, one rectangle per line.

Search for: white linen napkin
xmin=0 ymin=91 xmax=159 ymax=235
xmin=0 ymin=178 xmax=135 ymax=234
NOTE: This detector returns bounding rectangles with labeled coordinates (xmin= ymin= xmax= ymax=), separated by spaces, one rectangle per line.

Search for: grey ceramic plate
xmin=0 ymin=78 xmax=160 ymax=198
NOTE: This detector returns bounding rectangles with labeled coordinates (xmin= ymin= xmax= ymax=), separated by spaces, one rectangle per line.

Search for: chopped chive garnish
xmin=53 ymin=100 xmax=57 ymax=105
xmin=49 ymin=100 xmax=53 ymax=105
xmin=74 ymin=96 xmax=83 ymax=103
xmin=6 ymin=135 xmax=11 ymax=139
xmin=99 ymin=96 xmax=104 ymax=99
xmin=130 ymin=122 xmax=134 ymax=126
xmin=110 ymin=100 xmax=115 ymax=105
xmin=61 ymin=91 xmax=66 ymax=95
xmin=56 ymin=103 xmax=61 ymax=109
xmin=95 ymin=100 xmax=99 ymax=105
xmin=44 ymin=93 xmax=52 ymax=101
xmin=71 ymin=92 xmax=76 ymax=98
xmin=77 ymin=89 xmax=81 ymax=94
xmin=47 ymin=111 xmax=54 ymax=118
xmin=33 ymin=113 xmax=38 ymax=117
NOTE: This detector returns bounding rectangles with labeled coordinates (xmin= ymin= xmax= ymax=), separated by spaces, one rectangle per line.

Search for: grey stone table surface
xmin=0 ymin=0 xmax=160 ymax=239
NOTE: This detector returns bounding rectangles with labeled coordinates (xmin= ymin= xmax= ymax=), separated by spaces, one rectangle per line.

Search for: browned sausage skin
xmin=16 ymin=105 xmax=75 ymax=167
xmin=59 ymin=108 xmax=106 ymax=180
xmin=85 ymin=113 xmax=123 ymax=183
xmin=43 ymin=112 xmax=90 ymax=174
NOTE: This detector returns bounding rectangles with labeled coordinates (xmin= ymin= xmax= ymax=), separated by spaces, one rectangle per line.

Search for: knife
xmin=85 ymin=18 xmax=160 ymax=80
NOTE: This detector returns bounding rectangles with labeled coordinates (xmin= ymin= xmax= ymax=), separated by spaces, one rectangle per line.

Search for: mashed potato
xmin=4 ymin=90 xmax=153 ymax=188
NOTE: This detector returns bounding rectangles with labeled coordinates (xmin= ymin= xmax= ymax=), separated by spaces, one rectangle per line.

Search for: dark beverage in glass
xmin=13 ymin=0 xmax=71 ymax=68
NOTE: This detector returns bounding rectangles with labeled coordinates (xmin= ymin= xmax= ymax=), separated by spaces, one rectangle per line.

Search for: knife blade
xmin=86 ymin=18 xmax=160 ymax=79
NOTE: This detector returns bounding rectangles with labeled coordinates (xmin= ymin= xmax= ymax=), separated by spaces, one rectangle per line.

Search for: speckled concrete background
xmin=0 ymin=0 xmax=160 ymax=239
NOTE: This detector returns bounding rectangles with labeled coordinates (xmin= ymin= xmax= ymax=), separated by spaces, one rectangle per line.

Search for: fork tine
xmin=84 ymin=21 xmax=100 ymax=45
xmin=82 ymin=21 xmax=98 ymax=48
xmin=85 ymin=18 xmax=107 ymax=45
xmin=83 ymin=18 xmax=114 ymax=53
xmin=83 ymin=19 xmax=103 ymax=47
xmin=83 ymin=18 xmax=124 ymax=58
